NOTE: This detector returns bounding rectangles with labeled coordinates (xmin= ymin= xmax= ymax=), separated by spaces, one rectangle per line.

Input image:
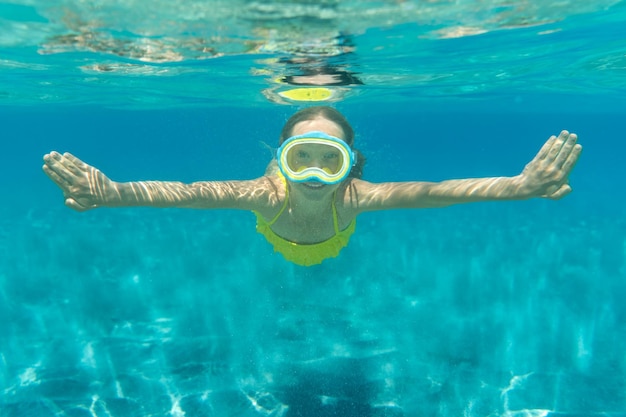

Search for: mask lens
xmin=286 ymin=142 xmax=345 ymax=175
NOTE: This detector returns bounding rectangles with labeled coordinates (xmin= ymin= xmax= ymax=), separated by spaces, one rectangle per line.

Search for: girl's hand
xmin=42 ymin=152 xmax=115 ymax=211
xmin=517 ymin=130 xmax=582 ymax=199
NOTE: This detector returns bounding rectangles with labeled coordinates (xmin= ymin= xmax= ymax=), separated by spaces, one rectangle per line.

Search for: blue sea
xmin=1 ymin=1 xmax=625 ymax=416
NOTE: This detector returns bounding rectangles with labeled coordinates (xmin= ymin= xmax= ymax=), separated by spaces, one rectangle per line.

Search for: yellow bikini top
xmin=253 ymin=176 xmax=356 ymax=266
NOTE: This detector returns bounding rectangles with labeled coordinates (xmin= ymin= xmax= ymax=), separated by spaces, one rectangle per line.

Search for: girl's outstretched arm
xmin=350 ymin=130 xmax=582 ymax=211
xmin=42 ymin=151 xmax=277 ymax=212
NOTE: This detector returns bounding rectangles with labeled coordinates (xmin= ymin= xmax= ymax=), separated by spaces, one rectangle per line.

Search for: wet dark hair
xmin=279 ymin=106 xmax=365 ymax=179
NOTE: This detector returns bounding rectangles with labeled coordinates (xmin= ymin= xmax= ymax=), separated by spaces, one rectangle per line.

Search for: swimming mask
xmin=277 ymin=131 xmax=355 ymax=184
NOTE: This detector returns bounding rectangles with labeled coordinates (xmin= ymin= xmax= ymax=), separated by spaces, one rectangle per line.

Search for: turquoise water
xmin=1 ymin=1 xmax=626 ymax=416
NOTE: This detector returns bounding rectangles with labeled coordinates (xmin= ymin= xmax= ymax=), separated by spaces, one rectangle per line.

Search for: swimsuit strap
xmin=267 ymin=174 xmax=289 ymax=226
xmin=331 ymin=190 xmax=340 ymax=234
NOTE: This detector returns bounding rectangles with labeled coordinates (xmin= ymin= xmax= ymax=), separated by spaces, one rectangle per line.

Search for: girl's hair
xmin=279 ymin=106 xmax=366 ymax=179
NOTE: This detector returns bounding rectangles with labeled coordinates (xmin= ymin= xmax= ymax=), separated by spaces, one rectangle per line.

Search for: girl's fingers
xmin=64 ymin=152 xmax=90 ymax=170
xmin=554 ymin=133 xmax=578 ymax=168
xmin=546 ymin=130 xmax=569 ymax=161
xmin=535 ymin=135 xmax=557 ymax=161
xmin=42 ymin=164 xmax=68 ymax=187
xmin=561 ymin=143 xmax=582 ymax=173
xmin=43 ymin=158 xmax=75 ymax=185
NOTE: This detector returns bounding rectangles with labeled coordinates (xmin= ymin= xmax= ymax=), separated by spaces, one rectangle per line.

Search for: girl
xmin=43 ymin=106 xmax=582 ymax=266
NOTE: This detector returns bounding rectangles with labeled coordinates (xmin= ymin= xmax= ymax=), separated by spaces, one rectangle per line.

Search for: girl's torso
xmin=259 ymin=174 xmax=356 ymax=244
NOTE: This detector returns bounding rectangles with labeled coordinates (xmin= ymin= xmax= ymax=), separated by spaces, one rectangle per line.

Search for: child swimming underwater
xmin=43 ymin=106 xmax=582 ymax=266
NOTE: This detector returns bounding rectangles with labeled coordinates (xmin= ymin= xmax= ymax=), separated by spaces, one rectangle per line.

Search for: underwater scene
xmin=1 ymin=1 xmax=625 ymax=416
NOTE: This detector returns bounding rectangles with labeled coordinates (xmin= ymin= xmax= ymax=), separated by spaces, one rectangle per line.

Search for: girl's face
xmin=287 ymin=118 xmax=347 ymax=197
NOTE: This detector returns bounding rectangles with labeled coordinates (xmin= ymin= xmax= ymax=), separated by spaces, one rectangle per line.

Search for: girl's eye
xmin=324 ymin=152 xmax=338 ymax=160
xmin=297 ymin=151 xmax=309 ymax=159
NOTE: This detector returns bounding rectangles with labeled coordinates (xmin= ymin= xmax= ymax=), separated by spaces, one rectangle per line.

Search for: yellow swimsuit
xmin=253 ymin=180 xmax=356 ymax=266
